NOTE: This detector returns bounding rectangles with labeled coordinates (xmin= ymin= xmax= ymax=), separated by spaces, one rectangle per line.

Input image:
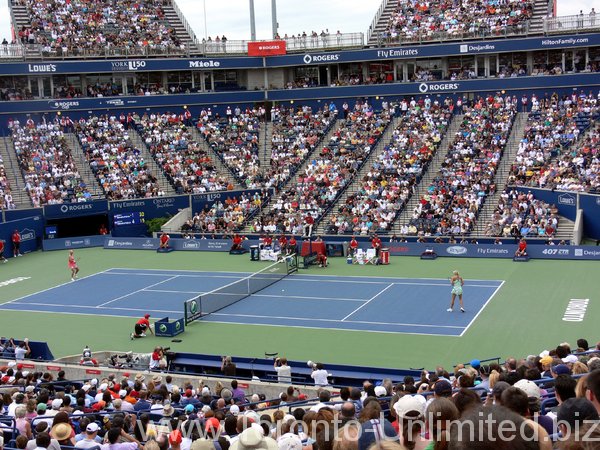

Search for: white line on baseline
xmin=284 ymin=272 xmax=506 ymax=284
xmin=108 ymin=267 xmax=254 ymax=275
xmin=209 ymin=312 xmax=464 ymax=329
xmin=102 ymin=272 xmax=244 ymax=279
xmin=0 ymin=269 xmax=111 ymax=307
xmin=96 ymin=276 xmax=179 ymax=307
xmin=252 ymin=294 xmax=366 ymax=302
xmin=341 ymin=283 xmax=395 ymax=321
xmin=1 ymin=302 xmax=178 ymax=314
xmin=459 ymin=280 xmax=506 ymax=337
xmin=144 ymin=289 xmax=204 ymax=294
xmin=205 ymin=320 xmax=462 ymax=337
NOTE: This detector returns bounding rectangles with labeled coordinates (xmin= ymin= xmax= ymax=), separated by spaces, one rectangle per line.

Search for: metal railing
xmin=544 ymin=14 xmax=600 ymax=34
xmin=20 ymin=43 xmax=193 ymax=60
xmin=367 ymin=0 xmax=391 ymax=44
xmin=201 ymin=32 xmax=364 ymax=56
xmin=374 ymin=22 xmax=531 ymax=46
xmin=0 ymin=44 xmax=26 ymax=58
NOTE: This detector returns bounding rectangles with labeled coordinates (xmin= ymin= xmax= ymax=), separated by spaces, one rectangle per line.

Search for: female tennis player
xmin=68 ymin=250 xmax=80 ymax=281
xmin=447 ymin=270 xmax=465 ymax=312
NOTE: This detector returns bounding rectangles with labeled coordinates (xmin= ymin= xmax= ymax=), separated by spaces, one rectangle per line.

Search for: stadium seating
xmin=9 ymin=119 xmax=91 ymax=206
xmin=0 ymin=159 xmax=16 ymax=210
xmin=199 ymin=108 xmax=262 ymax=188
xmin=136 ymin=112 xmax=231 ymax=194
xmin=510 ymin=93 xmax=600 ymax=192
xmin=409 ymin=96 xmax=517 ymax=236
xmin=16 ymin=0 xmax=184 ymax=57
xmin=484 ymin=189 xmax=560 ymax=238
xmin=75 ymin=115 xmax=164 ymax=200
xmin=379 ymin=0 xmax=534 ymax=44
xmin=253 ymin=102 xmax=391 ymax=235
xmin=327 ymin=97 xmax=453 ymax=234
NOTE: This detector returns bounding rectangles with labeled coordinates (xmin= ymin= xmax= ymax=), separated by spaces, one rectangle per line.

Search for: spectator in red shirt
xmin=288 ymin=236 xmax=297 ymax=255
xmin=371 ymin=234 xmax=382 ymax=259
xmin=231 ymin=234 xmax=243 ymax=251
xmin=98 ymin=224 xmax=108 ymax=235
xmin=262 ymin=234 xmax=273 ymax=248
xmin=349 ymin=236 xmax=359 ymax=257
xmin=278 ymin=234 xmax=288 ymax=253
xmin=515 ymin=238 xmax=528 ymax=257
xmin=131 ymin=314 xmax=153 ymax=340
xmin=0 ymin=240 xmax=7 ymax=263
xmin=304 ymin=215 xmax=314 ymax=237
xmin=159 ymin=232 xmax=170 ymax=249
xmin=12 ymin=230 xmax=22 ymax=257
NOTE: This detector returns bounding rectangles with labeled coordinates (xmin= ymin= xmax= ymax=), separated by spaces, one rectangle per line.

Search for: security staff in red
xmin=371 ymin=234 xmax=382 ymax=261
xmin=349 ymin=236 xmax=359 ymax=256
xmin=12 ymin=230 xmax=22 ymax=257
xmin=231 ymin=234 xmax=243 ymax=251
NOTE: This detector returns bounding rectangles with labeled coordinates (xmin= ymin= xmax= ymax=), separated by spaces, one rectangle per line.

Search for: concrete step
xmin=0 ymin=137 xmax=31 ymax=208
xmin=127 ymin=129 xmax=178 ymax=196
xmin=63 ymin=134 xmax=105 ymax=199
xmin=316 ymin=115 xmax=402 ymax=234
xmin=187 ymin=126 xmax=243 ymax=189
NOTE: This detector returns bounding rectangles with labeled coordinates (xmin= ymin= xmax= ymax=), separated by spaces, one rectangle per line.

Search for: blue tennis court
xmin=0 ymin=268 xmax=504 ymax=336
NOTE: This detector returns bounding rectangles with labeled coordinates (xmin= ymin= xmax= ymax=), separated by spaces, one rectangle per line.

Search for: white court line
xmin=96 ymin=276 xmax=179 ymax=307
xmin=459 ymin=280 xmax=506 ymax=337
xmin=341 ymin=283 xmax=395 ymax=321
xmin=253 ymin=294 xmax=366 ymax=302
xmin=2 ymin=301 xmax=178 ymax=314
xmin=145 ymin=289 xmax=204 ymax=294
xmin=209 ymin=312 xmax=463 ymax=329
xmin=0 ymin=269 xmax=111 ymax=307
xmin=102 ymin=272 xmax=244 ymax=279
xmin=109 ymin=267 xmax=254 ymax=275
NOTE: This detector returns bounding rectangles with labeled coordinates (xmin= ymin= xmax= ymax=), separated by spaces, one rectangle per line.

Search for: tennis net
xmin=184 ymin=254 xmax=298 ymax=324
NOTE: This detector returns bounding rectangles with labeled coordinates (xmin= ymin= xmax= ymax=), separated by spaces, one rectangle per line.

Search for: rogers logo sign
xmin=259 ymin=44 xmax=282 ymax=50
xmin=418 ymin=82 xmax=459 ymax=93
xmin=303 ymin=54 xmax=340 ymax=64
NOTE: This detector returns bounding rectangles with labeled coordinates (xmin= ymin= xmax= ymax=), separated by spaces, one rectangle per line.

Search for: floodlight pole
xmin=272 ymin=0 xmax=278 ymax=38
xmin=250 ymin=0 xmax=257 ymax=41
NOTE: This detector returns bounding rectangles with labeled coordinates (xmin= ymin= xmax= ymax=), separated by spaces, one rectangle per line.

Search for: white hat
xmin=86 ymin=423 xmax=100 ymax=433
xmin=231 ymin=426 xmax=278 ymax=450
xmin=82 ymin=384 xmax=91 ymax=392
xmin=562 ymin=354 xmax=578 ymax=364
xmin=539 ymin=350 xmax=550 ymax=358
xmin=90 ymin=378 xmax=98 ymax=386
xmin=7 ymin=361 xmax=16 ymax=368
xmin=99 ymin=383 xmax=108 ymax=391
xmin=25 ymin=385 xmax=35 ymax=393
xmin=51 ymin=398 xmax=63 ymax=410
xmin=393 ymin=395 xmax=426 ymax=418
xmin=277 ymin=433 xmax=303 ymax=450
xmin=202 ymin=386 xmax=210 ymax=395
xmin=374 ymin=386 xmax=387 ymax=397
xmin=514 ymin=379 xmax=541 ymax=400
xmin=229 ymin=404 xmax=240 ymax=415
xmin=119 ymin=390 xmax=127 ymax=398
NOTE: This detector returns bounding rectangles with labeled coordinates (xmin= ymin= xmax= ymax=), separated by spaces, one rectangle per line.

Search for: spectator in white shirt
xmin=310 ymin=362 xmax=330 ymax=386
xmin=274 ymin=357 xmax=292 ymax=384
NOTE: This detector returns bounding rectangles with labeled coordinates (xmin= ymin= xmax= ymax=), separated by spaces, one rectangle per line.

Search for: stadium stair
xmin=127 ymin=128 xmax=178 ymax=197
xmin=0 ymin=137 xmax=33 ymax=208
xmin=316 ymin=115 xmax=402 ymax=235
xmin=390 ymin=114 xmax=464 ymax=234
xmin=63 ymin=134 xmax=107 ymax=200
xmin=471 ymin=112 xmax=529 ymax=236
xmin=242 ymin=118 xmax=344 ymax=233
xmin=187 ymin=126 xmax=244 ymax=190
xmin=367 ymin=0 xmax=400 ymax=47
xmin=529 ymin=0 xmax=552 ymax=34
xmin=260 ymin=121 xmax=273 ymax=172
xmin=162 ymin=2 xmax=201 ymax=54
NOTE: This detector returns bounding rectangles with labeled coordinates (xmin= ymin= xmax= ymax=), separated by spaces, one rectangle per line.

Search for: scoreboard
xmin=113 ymin=212 xmax=145 ymax=227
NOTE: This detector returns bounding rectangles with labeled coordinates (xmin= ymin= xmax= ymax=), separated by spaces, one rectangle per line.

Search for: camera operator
xmin=309 ymin=361 xmax=330 ymax=386
xmin=274 ymin=357 xmax=292 ymax=383
xmin=221 ymin=356 xmax=236 ymax=376
xmin=150 ymin=346 xmax=168 ymax=371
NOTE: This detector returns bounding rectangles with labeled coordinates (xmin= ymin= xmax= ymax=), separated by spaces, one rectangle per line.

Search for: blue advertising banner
xmin=0 ymin=216 xmax=43 ymax=256
xmin=44 ymin=200 xmax=109 ymax=219
xmin=42 ymin=235 xmax=106 ymax=251
xmin=579 ymin=194 xmax=600 ymax=240
xmin=383 ymin=242 xmax=600 ymax=260
xmin=109 ymin=195 xmax=190 ymax=220
xmin=266 ymin=33 xmax=600 ymax=67
xmin=103 ymin=237 xmax=259 ymax=251
xmin=0 ymin=56 xmax=264 ymax=76
xmin=4 ymin=208 xmax=44 ymax=222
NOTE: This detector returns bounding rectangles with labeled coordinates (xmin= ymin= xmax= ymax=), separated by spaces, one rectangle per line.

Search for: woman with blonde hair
xmin=575 ymin=374 xmax=588 ymax=398
xmin=447 ymin=270 xmax=465 ymax=313
xmin=15 ymin=406 xmax=32 ymax=439
xmin=571 ymin=361 xmax=589 ymax=375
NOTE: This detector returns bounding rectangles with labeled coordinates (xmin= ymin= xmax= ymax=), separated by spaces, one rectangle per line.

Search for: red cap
xmin=169 ymin=430 xmax=182 ymax=445
xmin=185 ymin=389 xmax=193 ymax=397
xmin=205 ymin=417 xmax=220 ymax=432
xmin=144 ymin=314 xmax=150 ymax=319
